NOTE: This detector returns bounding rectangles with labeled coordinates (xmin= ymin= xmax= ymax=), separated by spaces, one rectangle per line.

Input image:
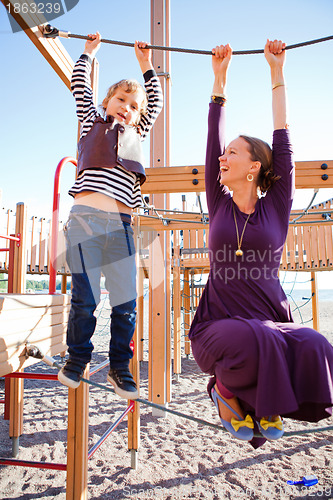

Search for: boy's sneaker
xmin=107 ymin=366 xmax=139 ymax=400
xmin=58 ymin=359 xmax=87 ymax=389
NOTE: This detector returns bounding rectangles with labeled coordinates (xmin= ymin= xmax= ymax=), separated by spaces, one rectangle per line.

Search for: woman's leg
xmin=191 ymin=318 xmax=259 ymax=395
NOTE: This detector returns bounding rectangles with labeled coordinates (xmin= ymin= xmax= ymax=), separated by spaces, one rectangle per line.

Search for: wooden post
xmin=8 ymin=202 xmax=27 ymax=456
xmin=183 ymin=269 xmax=191 ymax=357
xmin=311 ymin=271 xmax=320 ymax=332
xmin=148 ymin=0 xmax=172 ymax=415
xmin=137 ymin=266 xmax=145 ymax=362
xmin=66 ymin=365 xmax=90 ymax=500
xmin=173 ymin=230 xmax=182 ymax=374
xmin=127 ymin=216 xmax=141 ymax=468
xmin=128 ymin=325 xmax=140 ymax=469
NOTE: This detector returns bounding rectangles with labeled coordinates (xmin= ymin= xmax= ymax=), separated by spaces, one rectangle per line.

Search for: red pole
xmin=49 ymin=157 xmax=77 ymax=294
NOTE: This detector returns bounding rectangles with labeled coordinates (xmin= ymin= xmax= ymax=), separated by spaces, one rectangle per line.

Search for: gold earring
xmin=247 ymin=173 xmax=254 ymax=182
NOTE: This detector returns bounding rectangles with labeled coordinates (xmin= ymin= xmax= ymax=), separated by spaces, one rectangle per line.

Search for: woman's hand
xmin=135 ymin=41 xmax=153 ymax=73
xmin=84 ymin=32 xmax=102 ymax=58
xmin=212 ymin=44 xmax=232 ymax=77
xmin=264 ymin=39 xmax=286 ymax=69
xmin=211 ymin=44 xmax=232 ymax=95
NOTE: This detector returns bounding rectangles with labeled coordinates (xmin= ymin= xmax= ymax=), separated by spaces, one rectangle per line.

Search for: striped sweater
xmin=69 ymin=54 xmax=163 ymax=208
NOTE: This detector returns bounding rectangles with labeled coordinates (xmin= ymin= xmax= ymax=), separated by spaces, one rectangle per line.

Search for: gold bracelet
xmin=272 ymin=82 xmax=285 ymax=90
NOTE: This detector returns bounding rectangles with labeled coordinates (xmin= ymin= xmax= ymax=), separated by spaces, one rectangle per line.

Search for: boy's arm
xmin=135 ymin=41 xmax=163 ymax=139
xmin=71 ymin=33 xmax=101 ymax=136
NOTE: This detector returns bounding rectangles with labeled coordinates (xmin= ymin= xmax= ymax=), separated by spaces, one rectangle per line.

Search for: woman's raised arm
xmin=264 ymin=39 xmax=287 ymax=130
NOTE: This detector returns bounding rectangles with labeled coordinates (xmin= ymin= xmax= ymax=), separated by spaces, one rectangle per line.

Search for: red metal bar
xmin=89 ymin=360 xmax=109 ymax=376
xmin=0 ymin=234 xmax=20 ymax=242
xmin=0 ymin=399 xmax=4 ymax=404
xmin=5 ymin=373 xmax=58 ymax=381
xmin=49 ymin=157 xmax=77 ymax=294
xmin=0 ymin=458 xmax=66 ymax=471
xmin=0 ymin=248 xmax=10 ymax=252
xmin=88 ymin=401 xmax=135 ymax=459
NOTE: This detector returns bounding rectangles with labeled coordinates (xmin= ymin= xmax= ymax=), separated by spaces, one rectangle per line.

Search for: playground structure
xmin=1 ymin=1 xmax=333 ymax=499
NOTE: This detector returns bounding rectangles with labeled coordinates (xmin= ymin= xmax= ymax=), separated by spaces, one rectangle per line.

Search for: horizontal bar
xmin=89 ymin=359 xmax=109 ymax=376
xmin=88 ymin=402 xmax=134 ymax=459
xmin=0 ymin=248 xmax=10 ymax=252
xmin=0 ymin=458 xmax=66 ymax=471
xmin=5 ymin=373 xmax=58 ymax=381
xmin=0 ymin=234 xmax=20 ymax=242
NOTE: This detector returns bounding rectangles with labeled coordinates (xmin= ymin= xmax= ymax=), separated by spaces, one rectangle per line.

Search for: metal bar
xmin=88 ymin=402 xmax=135 ymax=459
xmin=0 ymin=458 xmax=66 ymax=471
xmin=0 ymin=235 xmax=20 ymax=242
xmin=89 ymin=360 xmax=109 ymax=376
xmin=5 ymin=373 xmax=58 ymax=381
xmin=49 ymin=157 xmax=77 ymax=294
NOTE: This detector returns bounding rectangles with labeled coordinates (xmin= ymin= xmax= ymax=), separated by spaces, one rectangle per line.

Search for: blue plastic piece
xmin=287 ymin=475 xmax=318 ymax=487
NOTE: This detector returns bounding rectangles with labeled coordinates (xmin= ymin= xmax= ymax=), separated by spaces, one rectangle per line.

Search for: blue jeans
xmin=64 ymin=205 xmax=137 ymax=367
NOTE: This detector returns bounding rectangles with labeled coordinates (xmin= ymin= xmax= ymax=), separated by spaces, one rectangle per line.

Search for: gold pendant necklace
xmin=232 ymin=201 xmax=252 ymax=257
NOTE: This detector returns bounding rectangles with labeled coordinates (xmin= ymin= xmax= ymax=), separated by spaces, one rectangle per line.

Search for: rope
xmin=58 ymin=360 xmax=333 ymax=438
xmin=28 ymin=350 xmax=332 ymax=439
xmin=43 ymin=25 xmax=333 ymax=56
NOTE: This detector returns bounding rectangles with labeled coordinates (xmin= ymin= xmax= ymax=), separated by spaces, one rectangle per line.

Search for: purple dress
xmin=189 ymin=102 xmax=333 ymax=427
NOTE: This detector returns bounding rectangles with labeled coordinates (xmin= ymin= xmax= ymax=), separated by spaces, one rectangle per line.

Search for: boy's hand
xmin=135 ymin=41 xmax=153 ymax=73
xmin=84 ymin=32 xmax=102 ymax=58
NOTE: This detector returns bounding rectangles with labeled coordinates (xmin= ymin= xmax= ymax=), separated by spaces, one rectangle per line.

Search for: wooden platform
xmin=0 ymin=293 xmax=70 ymax=376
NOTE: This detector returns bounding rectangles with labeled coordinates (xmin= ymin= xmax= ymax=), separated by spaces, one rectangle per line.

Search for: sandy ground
xmin=0 ymin=300 xmax=332 ymax=500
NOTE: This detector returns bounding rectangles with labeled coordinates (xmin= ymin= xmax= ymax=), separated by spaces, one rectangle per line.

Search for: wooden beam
xmin=1 ymin=0 xmax=74 ymax=89
xmin=142 ymin=160 xmax=333 ymax=194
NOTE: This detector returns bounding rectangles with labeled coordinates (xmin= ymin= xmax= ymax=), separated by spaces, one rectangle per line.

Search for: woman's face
xmin=218 ymin=137 xmax=254 ymax=188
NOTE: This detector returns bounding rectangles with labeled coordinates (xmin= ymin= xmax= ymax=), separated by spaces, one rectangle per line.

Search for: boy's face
xmin=105 ymin=87 xmax=143 ymax=126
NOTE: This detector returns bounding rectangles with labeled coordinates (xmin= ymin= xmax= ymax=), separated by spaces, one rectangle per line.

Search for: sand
xmin=0 ymin=300 xmax=332 ymax=500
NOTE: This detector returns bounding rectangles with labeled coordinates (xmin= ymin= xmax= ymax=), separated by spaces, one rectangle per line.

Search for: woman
xmin=188 ymin=39 xmax=333 ymax=447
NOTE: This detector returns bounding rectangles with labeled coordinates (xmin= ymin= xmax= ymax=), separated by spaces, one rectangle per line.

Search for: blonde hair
xmin=100 ymin=79 xmax=148 ymax=124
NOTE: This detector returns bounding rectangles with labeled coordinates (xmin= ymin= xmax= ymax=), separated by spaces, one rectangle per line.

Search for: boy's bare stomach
xmin=73 ymin=191 xmax=132 ymax=215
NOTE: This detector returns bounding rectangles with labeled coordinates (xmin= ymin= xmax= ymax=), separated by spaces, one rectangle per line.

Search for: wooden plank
xmin=39 ymin=218 xmax=46 ymax=273
xmin=296 ymin=225 xmax=305 ymax=270
xmin=324 ymin=225 xmax=333 ymax=267
xmin=0 ymin=336 xmax=67 ymax=376
xmin=30 ymin=216 xmax=38 ymax=273
xmin=0 ymin=1 xmax=74 ymax=90
xmin=310 ymin=226 xmax=320 ymax=270
xmin=286 ymin=228 xmax=296 ymax=270
xmin=303 ymin=226 xmax=312 ymax=270
xmin=0 ymin=303 xmax=70 ymax=322
xmin=2 ymin=315 xmax=69 ymax=342
xmin=317 ymin=225 xmax=327 ymax=267
xmin=0 ymin=293 xmax=70 ymax=312
xmin=141 ymin=161 xmax=333 ymax=194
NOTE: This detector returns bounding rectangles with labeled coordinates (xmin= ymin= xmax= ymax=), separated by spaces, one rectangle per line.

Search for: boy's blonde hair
xmin=100 ymin=79 xmax=148 ymax=124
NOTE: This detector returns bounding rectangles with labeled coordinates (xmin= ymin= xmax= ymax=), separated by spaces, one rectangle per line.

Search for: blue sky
xmin=1 ymin=0 xmax=333 ymax=220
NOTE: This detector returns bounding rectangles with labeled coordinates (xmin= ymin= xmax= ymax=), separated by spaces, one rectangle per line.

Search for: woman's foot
xmin=214 ymin=385 xmax=245 ymax=422
xmin=257 ymin=415 xmax=284 ymax=440
xmin=211 ymin=385 xmax=254 ymax=441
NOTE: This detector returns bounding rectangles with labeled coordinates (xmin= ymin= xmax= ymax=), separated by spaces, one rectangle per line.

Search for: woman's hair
xmin=239 ymin=135 xmax=280 ymax=194
xmin=100 ymin=79 xmax=148 ymax=124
